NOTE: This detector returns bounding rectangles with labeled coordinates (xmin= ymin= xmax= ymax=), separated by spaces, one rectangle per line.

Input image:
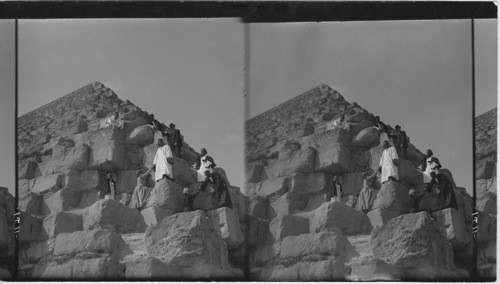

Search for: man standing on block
xmin=152 ymin=138 xmax=174 ymax=182
xmin=377 ymin=140 xmax=399 ymax=183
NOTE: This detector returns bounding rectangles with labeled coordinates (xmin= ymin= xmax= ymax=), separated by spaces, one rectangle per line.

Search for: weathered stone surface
xmin=171 ymin=157 xmax=198 ymax=185
xmin=264 ymin=146 xmax=316 ymax=178
xmin=478 ymin=241 xmax=496 ymax=264
xmin=20 ymin=212 xmax=43 ymax=244
xmin=54 ymin=229 xmax=121 ymax=256
xmin=83 ymin=199 xmax=146 ymax=233
xmin=20 ymin=241 xmax=52 ymax=263
xmin=39 ymin=144 xmax=90 ymax=175
xmin=280 ymin=231 xmax=356 ymax=261
xmin=257 ymin=259 xmax=345 ymax=281
xmin=287 ymin=172 xmax=329 ymax=195
xmin=125 ymin=256 xmax=180 ymax=278
xmin=144 ymin=210 xmax=229 ymax=269
xmin=125 ymin=125 xmax=154 ymax=147
xmin=342 ymin=172 xmax=365 ymax=195
xmin=310 ymin=200 xmax=372 ymax=235
xmin=269 ymin=214 xmax=309 ymax=241
xmin=308 ymin=130 xmax=351 ymax=174
xmin=370 ymin=212 xmax=456 ymax=278
xmin=246 ymin=162 xmax=265 ymax=183
xmin=140 ymin=206 xmax=175 ymax=227
xmin=40 ymin=189 xmax=82 ymax=216
xmin=366 ymin=208 xmax=401 ymax=228
xmin=31 ymin=174 xmax=61 ymax=196
xmin=247 ymin=195 xmax=269 ymax=219
xmin=352 ymin=126 xmax=380 ymax=148
xmin=348 ymin=256 xmax=400 ymax=280
xmin=60 ymin=169 xmax=100 ymax=192
xmin=476 ymin=159 xmax=496 ymax=180
xmin=246 ymin=216 xmax=273 ymax=247
xmin=89 ymin=140 xmax=125 ymax=171
xmin=371 ymin=180 xmax=411 ymax=213
xmin=268 ymin=192 xmax=307 ymax=217
xmin=247 ymin=176 xmax=287 ymax=200
xmin=33 ymin=256 xmax=120 ymax=278
xmin=476 ymin=182 xmax=497 ymax=215
xmin=477 ymin=211 xmax=496 ymax=243
xmin=19 ymin=160 xmax=38 ymax=180
xmin=398 ymin=159 xmax=422 ymax=187
xmin=208 ymin=207 xmax=244 ymax=249
xmin=18 ymin=179 xmax=42 ymax=215
xmin=250 ymin=243 xmax=281 ymax=267
xmin=431 ymin=208 xmax=470 ymax=249
xmin=42 ymin=211 xmax=83 ymax=240
xmin=192 ymin=188 xmax=216 ymax=211
xmin=145 ymin=179 xmax=184 ymax=212
xmin=116 ymin=170 xmax=138 ymax=195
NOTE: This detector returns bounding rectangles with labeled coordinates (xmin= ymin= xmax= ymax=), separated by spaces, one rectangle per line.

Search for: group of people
xmin=147 ymin=114 xmax=183 ymax=158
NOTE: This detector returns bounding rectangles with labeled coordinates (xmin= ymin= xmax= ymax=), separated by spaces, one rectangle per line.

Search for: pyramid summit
xmin=17 ymin=82 xmax=248 ymax=279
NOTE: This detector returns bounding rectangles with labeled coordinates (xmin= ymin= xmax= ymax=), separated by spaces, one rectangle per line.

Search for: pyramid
xmin=245 ymin=84 xmax=475 ymax=280
xmin=17 ymin=82 xmax=247 ymax=279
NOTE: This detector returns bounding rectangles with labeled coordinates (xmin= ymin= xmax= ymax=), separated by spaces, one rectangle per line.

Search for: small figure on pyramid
xmin=198 ymin=156 xmax=233 ymax=210
xmin=169 ymin=123 xmax=183 ymax=158
xmin=328 ymin=113 xmax=350 ymax=132
xmin=102 ymin=173 xmax=117 ymax=200
xmin=105 ymin=111 xmax=120 ymax=128
xmin=377 ymin=140 xmax=399 ymax=184
xmin=151 ymin=138 xmax=174 ymax=182
xmin=327 ymin=175 xmax=343 ymax=202
xmin=389 ymin=125 xmax=408 ymax=159
xmin=356 ymin=170 xmax=379 ymax=213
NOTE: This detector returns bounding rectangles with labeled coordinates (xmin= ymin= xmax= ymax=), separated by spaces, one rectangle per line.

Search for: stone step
xmin=346 ymin=234 xmax=372 ymax=258
xmin=118 ymin=233 xmax=148 ymax=261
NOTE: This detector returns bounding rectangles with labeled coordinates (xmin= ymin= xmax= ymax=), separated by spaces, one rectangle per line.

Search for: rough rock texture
xmin=310 ymin=201 xmax=372 ymax=235
xmin=18 ymin=82 xmax=245 ymax=279
xmin=0 ymin=188 xmax=15 ymax=277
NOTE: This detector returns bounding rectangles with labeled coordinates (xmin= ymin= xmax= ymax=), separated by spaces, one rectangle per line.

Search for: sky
xmin=19 ymin=19 xmax=245 ymax=189
xmin=249 ymin=19 xmax=497 ymax=195
xmin=0 ymin=20 xmax=15 ymax=195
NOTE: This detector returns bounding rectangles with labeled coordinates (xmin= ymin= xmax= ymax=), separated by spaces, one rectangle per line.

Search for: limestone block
xmin=21 ymin=241 xmax=51 ymax=263
xmin=370 ymin=212 xmax=455 ymax=273
xmin=369 ymin=145 xmax=384 ymax=171
xmin=264 ymin=146 xmax=316 ymax=178
xmin=228 ymin=186 xmax=247 ymax=219
xmin=246 ymin=176 xmax=287 ymax=200
xmin=177 ymin=263 xmax=239 ymax=279
xmin=257 ymin=259 xmax=345 ymax=281
xmin=287 ymin=172 xmax=330 ymax=195
xmin=476 ymin=159 xmax=496 ymax=180
xmin=20 ymin=212 xmax=43 ymax=244
xmin=247 ymin=195 xmax=269 ymax=219
xmin=348 ymin=119 xmax=374 ymax=136
xmin=54 ymin=229 xmax=121 ymax=256
xmin=77 ymin=190 xmax=101 ymax=209
xmin=269 ymin=214 xmax=309 ymax=241
xmin=31 ymin=174 xmax=61 ymax=196
xmin=40 ymin=189 xmax=82 ymax=216
xmin=352 ymin=126 xmax=380 ymax=148
xmin=431 ymin=208 xmax=470 ymax=249
xmin=342 ymin=172 xmax=365 ymax=195
xmin=33 ymin=256 xmax=120 ymax=279
xmin=208 ymin=207 xmax=244 ymax=249
xmin=314 ymin=139 xmax=351 ymax=174
xmin=83 ymin=199 xmax=146 ymax=233
xmin=269 ymin=192 xmax=307 ymax=217
xmin=250 ymin=243 xmax=281 ymax=267
xmin=19 ymin=160 xmax=37 ymax=180
xmin=144 ymin=210 xmax=230 ymax=270
xmin=476 ymin=182 xmax=497 ymax=215
xmin=60 ymin=169 xmax=100 ymax=192
xmin=348 ymin=256 xmax=400 ymax=281
xmin=477 ymin=211 xmax=496 ymax=243
xmin=371 ymin=180 xmax=411 ymax=213
xmin=454 ymin=187 xmax=473 ymax=223
xmin=124 ymin=146 xmax=146 ymax=170
xmin=116 ymin=170 xmax=137 ymax=195
xmin=478 ymin=241 xmax=496 ymax=263
xmin=140 ymin=206 xmax=175 ymax=227
xmin=125 ymin=256 xmax=180 ymax=278
xmin=89 ymin=140 xmax=125 ymax=171
xmin=367 ymin=208 xmax=401 ymax=228
xmin=18 ymin=179 xmax=42 ymax=215
xmin=41 ymin=211 xmax=83 ymax=240
xmin=310 ymin=200 xmax=372 ymax=235
xmin=171 ymin=157 xmax=198 ymax=184
xmin=280 ymin=231 xmax=356 ymax=261
xmin=125 ymin=125 xmax=154 ymax=147
xmin=145 ymin=179 xmax=184 ymax=212
xmin=192 ymin=188 xmax=216 ymax=211
xmin=38 ymin=144 xmax=90 ymax=175
xmin=246 ymin=162 xmax=265 ymax=183
xmin=246 ymin=216 xmax=273 ymax=247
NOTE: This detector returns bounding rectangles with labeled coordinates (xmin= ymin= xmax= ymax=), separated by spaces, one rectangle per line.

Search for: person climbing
xmin=151 ymin=138 xmax=174 ymax=182
xmin=355 ymin=170 xmax=379 ymax=213
xmin=199 ymin=156 xmax=233 ymax=210
xmin=427 ymin=171 xmax=459 ymax=211
xmin=170 ymin=123 xmax=183 ymax=158
xmin=328 ymin=175 xmax=344 ymax=202
xmin=377 ymin=140 xmax=399 ymax=183
xmin=329 ymin=114 xmax=349 ymax=131
xmin=193 ymin=148 xmax=208 ymax=170
xmin=105 ymin=111 xmax=120 ymax=128
xmin=103 ymin=173 xmax=116 ymax=200
xmin=129 ymin=167 xmax=154 ymax=211
xmin=389 ymin=125 xmax=408 ymax=159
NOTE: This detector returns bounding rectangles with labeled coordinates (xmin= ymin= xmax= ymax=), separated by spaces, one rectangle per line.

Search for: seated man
xmin=199 ymin=156 xmax=232 ymax=210
xmin=129 ymin=168 xmax=154 ymax=211
xmin=356 ymin=171 xmax=378 ymax=213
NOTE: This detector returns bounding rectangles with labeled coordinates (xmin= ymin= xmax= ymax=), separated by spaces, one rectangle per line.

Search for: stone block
xmin=42 ymin=211 xmax=83 ymax=240
xmin=478 ymin=241 xmax=496 ymax=263
xmin=398 ymin=159 xmax=423 ymax=187
xmin=38 ymin=144 xmax=90 ymax=175
xmin=40 ymin=189 xmax=82 ymax=216
xmin=246 ymin=162 xmax=265 ymax=183
xmin=171 ymin=157 xmax=198 ymax=184
xmin=263 ymin=146 xmax=316 ymax=178
xmin=310 ymin=200 xmax=372 ymax=235
xmin=140 ymin=206 xmax=175 ymax=227
xmin=31 ymin=174 xmax=61 ymax=196
xmin=125 ymin=125 xmax=154 ymax=147
xmin=18 ymin=179 xmax=42 ymax=215
xmin=20 ymin=241 xmax=51 ymax=263
xmin=208 ymin=207 xmax=244 ymax=249
xmin=250 ymin=243 xmax=281 ymax=267
xmin=246 ymin=176 xmax=287 ymax=200
xmin=89 ymin=140 xmax=125 ymax=171
xmin=342 ymin=172 xmax=365 ymax=195
xmin=280 ymin=231 xmax=356 ymax=261
xmin=247 ymin=195 xmax=269 ymax=219
xmin=60 ymin=169 xmax=100 ymax=192
xmin=372 ymin=180 xmax=411 ymax=213
xmin=269 ymin=214 xmax=309 ymax=241
xmin=476 ymin=182 xmax=497 ymax=215
xmin=125 ymin=256 xmax=180 ymax=278
xmin=258 ymin=259 xmax=345 ymax=281
xmin=269 ymin=192 xmax=307 ymax=217
xmin=33 ymin=256 xmax=120 ymax=279
xmin=367 ymin=208 xmax=401 ymax=228
xmin=287 ymin=172 xmax=330 ymax=195
xmin=20 ymin=212 xmax=43 ymax=244
xmin=477 ymin=211 xmax=496 ymax=243
xmin=476 ymin=159 xmax=496 ymax=180
xmin=116 ymin=170 xmax=138 ymax=195
xmin=352 ymin=126 xmax=380 ymax=148
xmin=77 ymin=190 xmax=101 ymax=209
xmin=192 ymin=188 xmax=216 ymax=211
xmin=19 ymin=160 xmax=37 ymax=180
xmin=348 ymin=256 xmax=400 ymax=281
xmin=83 ymin=199 xmax=146 ymax=233
xmin=145 ymin=178 xmax=184 ymax=212
xmin=54 ymin=229 xmax=121 ymax=256
xmin=246 ymin=216 xmax=273 ymax=247
xmin=144 ymin=210 xmax=230 ymax=270
xmin=431 ymin=208 xmax=470 ymax=249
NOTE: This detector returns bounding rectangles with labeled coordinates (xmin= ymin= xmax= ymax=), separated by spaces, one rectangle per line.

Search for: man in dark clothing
xmin=194 ymin=148 xmax=208 ymax=170
xmin=199 ymin=156 xmax=233 ymax=210
xmin=420 ymin=149 xmax=434 ymax=171
xmin=147 ymin=114 xmax=162 ymax=132
xmin=390 ymin=125 xmax=408 ymax=159
xmin=170 ymin=123 xmax=183 ymax=158
xmin=428 ymin=171 xmax=458 ymax=211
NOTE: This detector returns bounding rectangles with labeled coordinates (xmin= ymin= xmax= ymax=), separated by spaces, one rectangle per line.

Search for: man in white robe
xmin=152 ymin=139 xmax=173 ymax=182
xmin=377 ymin=140 xmax=399 ymax=183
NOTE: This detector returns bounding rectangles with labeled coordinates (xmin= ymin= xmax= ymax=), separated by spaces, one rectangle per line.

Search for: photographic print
xmin=245 ymin=19 xmax=496 ymax=280
xmin=17 ymin=18 xmax=246 ymax=280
